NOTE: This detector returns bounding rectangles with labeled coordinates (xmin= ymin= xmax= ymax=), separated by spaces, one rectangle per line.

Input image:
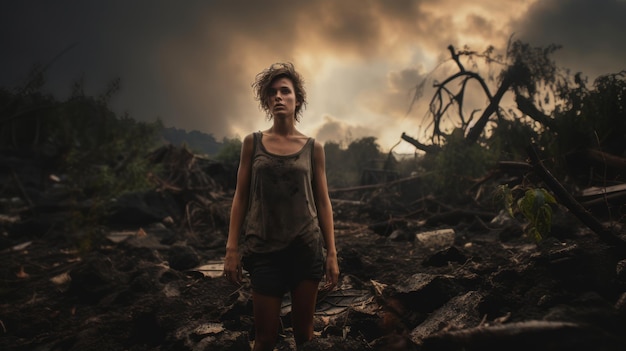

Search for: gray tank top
xmin=242 ymin=132 xmax=322 ymax=254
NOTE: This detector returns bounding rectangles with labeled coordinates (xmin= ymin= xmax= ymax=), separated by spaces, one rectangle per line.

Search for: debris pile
xmin=1 ymin=145 xmax=626 ymax=350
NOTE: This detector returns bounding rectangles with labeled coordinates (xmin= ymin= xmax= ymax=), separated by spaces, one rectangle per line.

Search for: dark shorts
xmin=242 ymin=239 xmax=325 ymax=298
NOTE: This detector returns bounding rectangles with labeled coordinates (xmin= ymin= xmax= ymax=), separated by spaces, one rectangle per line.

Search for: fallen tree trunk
xmin=328 ymin=174 xmax=426 ymax=195
xmin=582 ymin=148 xmax=626 ymax=170
xmin=420 ymin=320 xmax=622 ymax=351
xmin=526 ymin=144 xmax=626 ymax=251
xmin=422 ymin=209 xmax=497 ymax=227
xmin=400 ymin=132 xmax=441 ymax=154
xmin=515 ymin=94 xmax=556 ymax=130
xmin=579 ymin=191 xmax=626 ymax=208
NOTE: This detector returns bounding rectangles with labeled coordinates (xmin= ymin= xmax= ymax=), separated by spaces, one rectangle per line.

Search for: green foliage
xmin=346 ymin=137 xmax=383 ymax=170
xmin=55 ymin=93 xmax=162 ymax=251
xmin=394 ymin=153 xmax=425 ymax=177
xmin=496 ymin=185 xmax=557 ymax=242
xmin=325 ymin=141 xmax=359 ymax=188
xmin=56 ymin=97 xmax=163 ymax=197
xmin=554 ymin=71 xmax=626 ymax=149
xmin=0 ymin=74 xmax=163 ymax=251
xmin=215 ymin=136 xmax=242 ymax=165
xmin=324 ymin=137 xmax=386 ymax=188
xmin=53 ymin=91 xmax=162 ymax=252
xmin=67 ymin=201 xmax=107 ymax=255
xmin=161 ymin=127 xmax=221 ymax=155
xmin=519 ymin=71 xmax=626 ymax=186
xmin=410 ymin=40 xmax=626 ymax=201
xmin=506 ymin=40 xmax=561 ymax=97
xmin=486 ymin=117 xmax=542 ymax=161
xmin=425 ymin=129 xmax=496 ymax=200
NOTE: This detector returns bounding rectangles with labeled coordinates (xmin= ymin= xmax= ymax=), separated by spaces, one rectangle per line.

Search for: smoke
xmin=1 ymin=0 xmax=623 ymax=151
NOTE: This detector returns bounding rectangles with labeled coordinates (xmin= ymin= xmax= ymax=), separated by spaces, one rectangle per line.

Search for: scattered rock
xmin=168 ymin=244 xmax=201 ymax=271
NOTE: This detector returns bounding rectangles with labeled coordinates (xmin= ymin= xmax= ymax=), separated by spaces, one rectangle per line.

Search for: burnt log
xmin=581 ymin=148 xmax=626 ymax=172
xmin=526 ymin=144 xmax=626 ymax=250
xmin=400 ymin=132 xmax=441 ymax=154
xmin=420 ymin=320 xmax=624 ymax=351
xmin=515 ymin=94 xmax=556 ymax=130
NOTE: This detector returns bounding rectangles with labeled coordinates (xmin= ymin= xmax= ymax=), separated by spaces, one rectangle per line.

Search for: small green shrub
xmin=1 ymin=74 xmax=162 ymax=253
xmin=425 ymin=129 xmax=496 ymax=201
xmin=215 ymin=137 xmax=242 ymax=166
xmin=496 ymin=185 xmax=557 ymax=242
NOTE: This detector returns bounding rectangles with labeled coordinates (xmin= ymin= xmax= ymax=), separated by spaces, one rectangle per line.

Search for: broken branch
xmin=526 ymin=144 xmax=626 ymax=250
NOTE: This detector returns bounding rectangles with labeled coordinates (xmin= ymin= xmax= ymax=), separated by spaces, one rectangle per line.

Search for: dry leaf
xmin=50 ymin=272 xmax=71 ymax=285
xmin=162 ymin=216 xmax=174 ymax=226
xmin=16 ymin=266 xmax=29 ymax=279
xmin=370 ymin=279 xmax=387 ymax=296
xmin=12 ymin=241 xmax=32 ymax=251
xmin=49 ymin=310 xmax=60 ymax=319
xmin=494 ymin=311 xmax=512 ymax=324
xmin=136 ymin=228 xmax=147 ymax=237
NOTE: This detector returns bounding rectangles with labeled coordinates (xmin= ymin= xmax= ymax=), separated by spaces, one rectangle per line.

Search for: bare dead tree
xmin=403 ymin=40 xmax=562 ymax=149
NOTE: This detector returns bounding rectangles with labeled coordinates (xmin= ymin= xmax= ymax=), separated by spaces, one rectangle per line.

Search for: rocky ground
xmin=2 ymin=195 xmax=626 ymax=351
xmin=1 ymin=146 xmax=626 ymax=350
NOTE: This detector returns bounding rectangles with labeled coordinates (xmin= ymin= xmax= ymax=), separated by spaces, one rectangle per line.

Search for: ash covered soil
xmin=2 ymin=197 xmax=626 ymax=351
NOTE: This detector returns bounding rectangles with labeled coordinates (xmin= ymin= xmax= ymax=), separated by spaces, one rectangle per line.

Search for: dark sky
xmin=2 ymin=0 xmax=625 ymax=152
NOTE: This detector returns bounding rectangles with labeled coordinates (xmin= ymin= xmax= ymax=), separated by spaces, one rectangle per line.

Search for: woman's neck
xmin=270 ymin=116 xmax=297 ymax=136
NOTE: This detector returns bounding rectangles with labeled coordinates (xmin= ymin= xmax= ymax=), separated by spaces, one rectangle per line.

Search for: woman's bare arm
xmin=312 ymin=141 xmax=339 ymax=289
xmin=224 ymin=133 xmax=254 ymax=284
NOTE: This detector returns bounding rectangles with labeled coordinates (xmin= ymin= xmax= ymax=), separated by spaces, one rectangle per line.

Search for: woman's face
xmin=267 ymin=77 xmax=300 ymax=119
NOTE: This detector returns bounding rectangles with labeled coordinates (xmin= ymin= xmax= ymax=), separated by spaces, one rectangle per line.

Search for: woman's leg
xmin=290 ymin=279 xmax=320 ymax=346
xmin=252 ymin=292 xmax=283 ymax=351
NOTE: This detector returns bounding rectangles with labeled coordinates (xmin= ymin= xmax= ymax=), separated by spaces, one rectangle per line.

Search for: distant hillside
xmin=161 ymin=127 xmax=222 ymax=155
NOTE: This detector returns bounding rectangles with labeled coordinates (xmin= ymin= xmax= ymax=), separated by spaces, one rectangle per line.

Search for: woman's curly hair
xmin=252 ymin=62 xmax=307 ymax=121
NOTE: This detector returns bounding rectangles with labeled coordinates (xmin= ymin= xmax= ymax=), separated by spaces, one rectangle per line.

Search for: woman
xmin=223 ymin=62 xmax=339 ymax=350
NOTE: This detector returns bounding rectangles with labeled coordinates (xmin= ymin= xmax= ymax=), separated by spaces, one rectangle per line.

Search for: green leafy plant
xmin=496 ymin=185 xmax=557 ymax=242
xmin=215 ymin=136 xmax=242 ymax=165
xmin=1 ymin=73 xmax=162 ymax=253
xmin=425 ymin=129 xmax=496 ymax=201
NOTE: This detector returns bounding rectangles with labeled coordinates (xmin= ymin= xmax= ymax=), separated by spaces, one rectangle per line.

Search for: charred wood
xmin=582 ymin=148 xmax=626 ymax=171
xmin=422 ymin=209 xmax=496 ymax=227
xmin=10 ymin=168 xmax=33 ymax=208
xmin=579 ymin=191 xmax=626 ymax=208
xmin=465 ymin=74 xmax=512 ymax=144
xmin=400 ymin=132 xmax=441 ymax=154
xmin=420 ymin=320 xmax=622 ymax=351
xmin=329 ymin=174 xmax=425 ymax=195
xmin=526 ymin=144 xmax=626 ymax=250
xmin=515 ymin=94 xmax=556 ymax=130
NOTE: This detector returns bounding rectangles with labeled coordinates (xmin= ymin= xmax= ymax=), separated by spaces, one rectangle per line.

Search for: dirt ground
xmin=2 ymin=195 xmax=626 ymax=351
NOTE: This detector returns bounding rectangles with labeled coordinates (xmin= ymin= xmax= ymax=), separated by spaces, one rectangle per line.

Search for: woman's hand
xmin=322 ymin=251 xmax=339 ymax=291
xmin=223 ymin=249 xmax=242 ymax=285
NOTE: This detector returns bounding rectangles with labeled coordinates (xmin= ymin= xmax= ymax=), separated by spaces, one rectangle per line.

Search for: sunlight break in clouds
xmin=221 ymin=0 xmax=542 ymax=153
xmin=3 ymin=0 xmax=625 ymax=154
